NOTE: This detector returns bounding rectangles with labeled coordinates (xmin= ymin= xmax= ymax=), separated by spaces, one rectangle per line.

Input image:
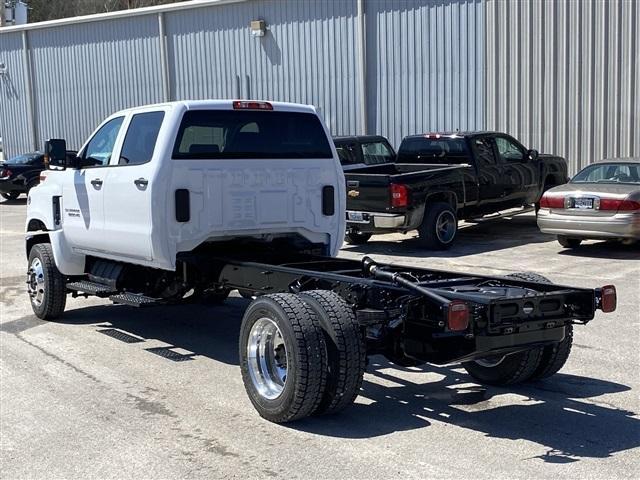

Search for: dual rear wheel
xmin=463 ymin=272 xmax=574 ymax=385
xmin=239 ymin=291 xmax=366 ymax=423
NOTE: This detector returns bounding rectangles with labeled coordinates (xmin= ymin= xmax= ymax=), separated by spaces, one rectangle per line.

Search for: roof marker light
xmin=232 ymin=101 xmax=273 ymax=110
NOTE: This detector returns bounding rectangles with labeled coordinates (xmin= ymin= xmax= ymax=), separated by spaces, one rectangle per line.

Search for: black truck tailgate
xmin=344 ymin=163 xmax=466 ymax=212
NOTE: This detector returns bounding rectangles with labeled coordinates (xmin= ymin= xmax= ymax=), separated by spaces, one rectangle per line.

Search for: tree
xmin=26 ymin=0 xmax=187 ymax=23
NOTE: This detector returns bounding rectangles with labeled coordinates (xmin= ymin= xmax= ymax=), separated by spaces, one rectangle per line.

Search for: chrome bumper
xmin=346 ymin=211 xmax=406 ymax=229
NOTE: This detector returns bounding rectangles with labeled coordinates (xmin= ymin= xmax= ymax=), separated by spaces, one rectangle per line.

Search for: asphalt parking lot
xmin=1 ymin=198 xmax=639 ymax=479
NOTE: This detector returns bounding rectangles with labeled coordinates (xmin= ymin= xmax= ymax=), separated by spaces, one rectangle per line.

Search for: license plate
xmin=347 ymin=212 xmax=364 ymax=222
xmin=572 ymin=197 xmax=594 ymax=209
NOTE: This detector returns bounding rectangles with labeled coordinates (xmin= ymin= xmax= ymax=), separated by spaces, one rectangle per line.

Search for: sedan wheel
xmin=557 ymin=236 xmax=582 ymax=248
xmin=1 ymin=192 xmax=20 ymax=201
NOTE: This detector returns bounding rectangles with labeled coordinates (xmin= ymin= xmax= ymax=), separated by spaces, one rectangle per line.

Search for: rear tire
xmin=27 ymin=243 xmax=67 ymax=320
xmin=463 ymin=348 xmax=543 ymax=386
xmin=558 ymin=236 xmax=582 ymax=248
xmin=239 ymin=294 xmax=328 ymax=423
xmin=345 ymin=231 xmax=372 ymax=245
xmin=417 ymin=202 xmax=457 ymax=249
xmin=505 ymin=272 xmax=573 ymax=380
xmin=300 ymin=290 xmax=366 ymax=415
xmin=1 ymin=192 xmax=20 ymax=201
xmin=531 ymin=324 xmax=573 ymax=380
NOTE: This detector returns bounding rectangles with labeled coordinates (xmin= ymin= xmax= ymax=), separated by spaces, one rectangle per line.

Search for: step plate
xmin=109 ymin=292 xmax=160 ymax=307
xmin=67 ymin=280 xmax=117 ymax=297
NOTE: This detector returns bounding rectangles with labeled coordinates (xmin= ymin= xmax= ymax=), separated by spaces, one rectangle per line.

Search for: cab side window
xmin=119 ymin=112 xmax=165 ymax=165
xmin=495 ymin=136 xmax=525 ymax=162
xmin=82 ymin=116 xmax=124 ymax=167
xmin=473 ymin=138 xmax=496 ymax=165
xmin=335 ymin=143 xmax=358 ymax=165
xmin=362 ymin=142 xmax=394 ymax=165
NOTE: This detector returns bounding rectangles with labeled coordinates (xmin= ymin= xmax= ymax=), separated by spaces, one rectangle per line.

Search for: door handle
xmin=134 ymin=178 xmax=149 ymax=187
xmin=90 ymin=178 xmax=103 ymax=187
xmin=347 ymin=180 xmax=359 ymax=188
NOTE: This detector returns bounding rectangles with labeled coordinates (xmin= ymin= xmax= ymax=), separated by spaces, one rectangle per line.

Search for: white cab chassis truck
xmin=26 ymin=100 xmax=616 ymax=423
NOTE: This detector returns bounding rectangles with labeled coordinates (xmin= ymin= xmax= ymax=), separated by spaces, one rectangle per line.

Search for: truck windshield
xmin=173 ymin=110 xmax=333 ymax=159
xmin=397 ymin=137 xmax=469 ymax=164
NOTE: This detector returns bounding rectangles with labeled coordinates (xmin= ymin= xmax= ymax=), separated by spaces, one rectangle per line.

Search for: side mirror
xmin=527 ymin=149 xmax=539 ymax=161
xmin=45 ymin=139 xmax=68 ymax=170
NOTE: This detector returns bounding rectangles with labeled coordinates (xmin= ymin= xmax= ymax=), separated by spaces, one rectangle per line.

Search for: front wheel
xmin=558 ymin=236 xmax=582 ymax=248
xmin=239 ymin=294 xmax=328 ymax=423
xmin=27 ymin=243 xmax=67 ymax=319
xmin=417 ymin=202 xmax=457 ymax=249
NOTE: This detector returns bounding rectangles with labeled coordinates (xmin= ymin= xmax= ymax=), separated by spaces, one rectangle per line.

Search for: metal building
xmin=0 ymin=0 xmax=637 ymax=173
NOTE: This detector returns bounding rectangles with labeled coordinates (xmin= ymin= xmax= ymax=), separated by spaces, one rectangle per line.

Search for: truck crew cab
xmin=26 ymin=100 xmax=616 ymax=423
xmin=344 ymin=132 xmax=568 ymax=248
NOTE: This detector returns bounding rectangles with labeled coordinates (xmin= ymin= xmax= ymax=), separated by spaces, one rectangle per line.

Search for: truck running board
xmin=465 ymin=205 xmax=534 ymax=224
xmin=109 ymin=292 xmax=161 ymax=307
xmin=67 ymin=280 xmax=117 ymax=297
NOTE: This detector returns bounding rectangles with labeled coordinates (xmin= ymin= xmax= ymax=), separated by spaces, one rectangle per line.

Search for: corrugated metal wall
xmin=166 ymin=0 xmax=362 ymax=138
xmin=366 ymin=0 xmax=485 ymax=147
xmin=486 ymin=0 xmax=640 ymax=174
xmin=1 ymin=0 xmax=638 ymax=165
xmin=28 ymin=16 xmax=164 ymax=152
xmin=0 ymin=31 xmax=31 ymax=157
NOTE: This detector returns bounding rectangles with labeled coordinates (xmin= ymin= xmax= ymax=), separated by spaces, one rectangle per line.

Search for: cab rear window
xmin=173 ymin=110 xmax=333 ymax=159
xmin=397 ymin=137 xmax=470 ymax=164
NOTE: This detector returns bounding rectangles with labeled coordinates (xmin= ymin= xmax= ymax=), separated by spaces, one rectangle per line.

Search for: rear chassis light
xmin=599 ymin=285 xmax=617 ymax=313
xmin=390 ymin=183 xmax=409 ymax=208
xmin=0 ymin=168 xmax=12 ymax=178
xmin=232 ymin=100 xmax=273 ymax=110
xmin=447 ymin=300 xmax=470 ymax=331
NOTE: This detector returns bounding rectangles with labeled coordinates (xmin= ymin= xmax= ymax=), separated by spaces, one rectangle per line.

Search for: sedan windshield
xmin=571 ymin=163 xmax=640 ymax=184
xmin=7 ymin=153 xmax=42 ymax=165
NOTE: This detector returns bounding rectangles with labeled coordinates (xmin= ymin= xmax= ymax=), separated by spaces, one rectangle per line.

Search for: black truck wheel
xmin=504 ymin=272 xmax=573 ymax=380
xmin=1 ymin=192 xmax=20 ymax=201
xmin=27 ymin=243 xmax=67 ymax=320
xmin=300 ymin=290 xmax=366 ymax=415
xmin=417 ymin=202 xmax=457 ymax=249
xmin=239 ymin=294 xmax=328 ymax=423
xmin=345 ymin=231 xmax=372 ymax=245
xmin=558 ymin=236 xmax=582 ymax=248
xmin=463 ymin=348 xmax=543 ymax=386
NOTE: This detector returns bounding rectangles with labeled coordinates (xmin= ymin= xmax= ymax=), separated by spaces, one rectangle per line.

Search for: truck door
xmin=101 ymin=111 xmax=165 ymax=261
xmin=493 ymin=135 xmax=539 ymax=207
xmin=61 ymin=116 xmax=124 ymax=255
xmin=470 ymin=136 xmax=506 ymax=213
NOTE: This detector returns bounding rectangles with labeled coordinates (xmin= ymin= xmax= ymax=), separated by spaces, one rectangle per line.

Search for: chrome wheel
xmin=475 ymin=354 xmax=506 ymax=368
xmin=435 ymin=211 xmax=456 ymax=244
xmin=247 ymin=317 xmax=288 ymax=400
xmin=27 ymin=257 xmax=45 ymax=307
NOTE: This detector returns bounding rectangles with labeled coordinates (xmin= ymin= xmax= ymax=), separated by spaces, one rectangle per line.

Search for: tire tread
xmin=300 ymin=290 xmax=366 ymax=415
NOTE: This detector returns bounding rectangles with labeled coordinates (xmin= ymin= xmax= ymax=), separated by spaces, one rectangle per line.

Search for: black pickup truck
xmin=344 ymin=132 xmax=568 ymax=248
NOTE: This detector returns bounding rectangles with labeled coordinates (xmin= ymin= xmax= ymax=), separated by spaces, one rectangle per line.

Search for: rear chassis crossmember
xmin=178 ymin=251 xmax=602 ymax=366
